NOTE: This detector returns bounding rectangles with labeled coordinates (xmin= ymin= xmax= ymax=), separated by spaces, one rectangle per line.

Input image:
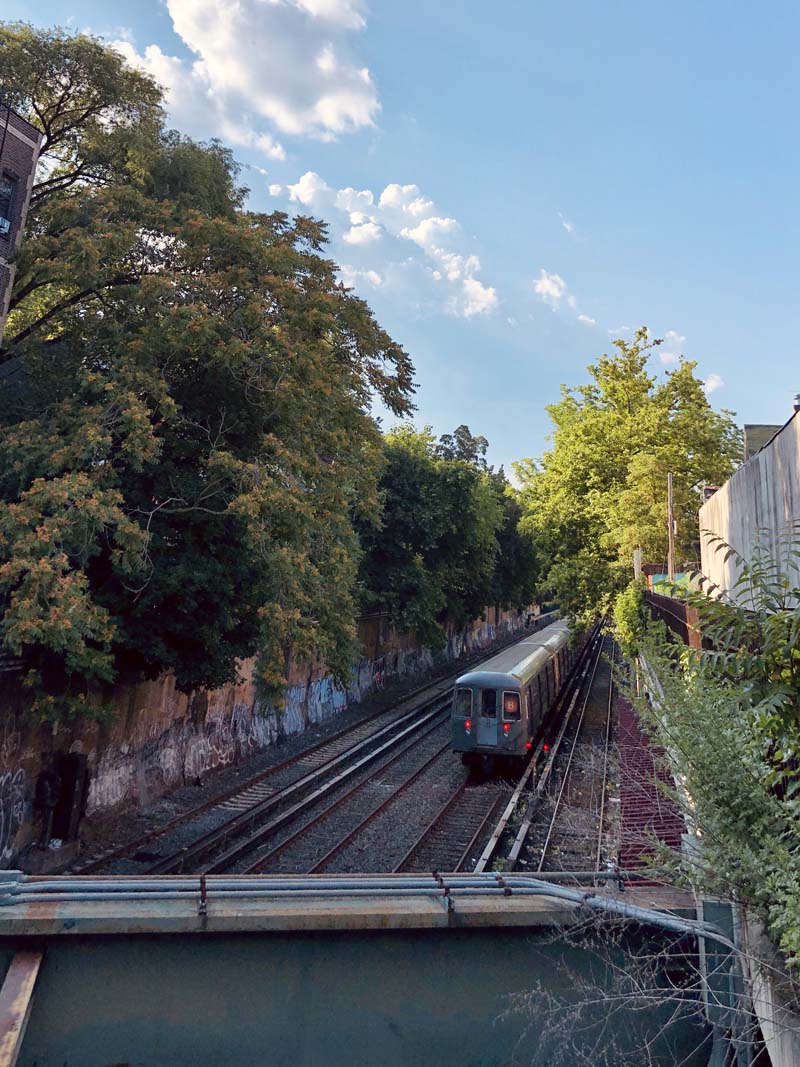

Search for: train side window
xmin=481 ymin=690 xmax=497 ymax=717
xmin=454 ymin=689 xmax=472 ymax=717
xmin=502 ymin=692 xmax=521 ymax=720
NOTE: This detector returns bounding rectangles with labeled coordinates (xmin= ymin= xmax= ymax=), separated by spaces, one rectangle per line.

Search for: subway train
xmin=451 ymin=617 xmax=574 ymax=770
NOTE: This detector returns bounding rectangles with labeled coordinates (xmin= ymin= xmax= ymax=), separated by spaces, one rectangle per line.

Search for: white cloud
xmin=335 ymin=187 xmax=375 ymax=213
xmin=578 ymin=313 xmax=596 ymax=326
xmin=659 ymin=329 xmax=686 ymax=364
xmin=296 ymin=0 xmax=367 ymax=29
xmin=704 ymin=373 xmax=725 ymax=394
xmin=399 ymin=216 xmax=459 ymax=251
xmin=343 ymin=221 xmax=383 ymax=245
xmin=339 ymin=264 xmax=382 ymax=288
xmin=113 ymin=0 xmax=378 ymax=162
xmin=378 ymin=183 xmax=435 ymax=218
xmin=461 ymin=276 xmax=498 ymax=317
xmin=269 ymin=184 xmax=284 ymax=196
xmin=288 ymin=171 xmax=333 ymax=208
xmin=281 ymin=171 xmax=497 ymax=318
xmin=534 ymin=269 xmax=568 ymax=307
xmin=608 ymin=325 xmax=633 ymax=336
xmin=558 ymin=212 xmax=575 ymax=236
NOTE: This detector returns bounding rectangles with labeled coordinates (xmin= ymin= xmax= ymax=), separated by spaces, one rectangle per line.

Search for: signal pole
xmin=667 ymin=472 xmax=676 ymax=583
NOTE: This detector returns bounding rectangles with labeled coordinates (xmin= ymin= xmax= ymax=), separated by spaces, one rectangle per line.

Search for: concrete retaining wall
xmin=0 ymin=607 xmax=528 ymax=863
xmin=699 ymin=411 xmax=800 ymax=600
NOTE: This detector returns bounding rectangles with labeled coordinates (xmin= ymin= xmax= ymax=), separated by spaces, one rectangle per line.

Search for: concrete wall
xmin=0 ymin=606 xmax=528 ymax=863
xmin=10 ymin=927 xmax=709 ymax=1067
xmin=699 ymin=410 xmax=800 ymax=601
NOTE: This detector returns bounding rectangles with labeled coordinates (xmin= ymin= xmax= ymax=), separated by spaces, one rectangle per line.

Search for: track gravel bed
xmin=316 ymin=752 xmax=470 ymax=874
xmin=244 ymin=722 xmax=455 ymax=874
xmin=521 ymin=640 xmax=618 ymax=873
xmin=74 ymin=621 xmax=541 ymax=875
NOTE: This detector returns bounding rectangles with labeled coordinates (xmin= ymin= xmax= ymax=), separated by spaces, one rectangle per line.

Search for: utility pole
xmin=667 ymin=472 xmax=676 ymax=583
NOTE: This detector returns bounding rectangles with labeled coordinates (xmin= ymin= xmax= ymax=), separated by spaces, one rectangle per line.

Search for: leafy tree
xmin=489 ymin=472 xmax=540 ymax=612
xmin=515 ymin=330 xmax=742 ymax=617
xmin=359 ymin=427 xmax=505 ymax=646
xmin=436 ymin=423 xmax=489 ymax=467
xmin=0 ymin=24 xmax=414 ymax=716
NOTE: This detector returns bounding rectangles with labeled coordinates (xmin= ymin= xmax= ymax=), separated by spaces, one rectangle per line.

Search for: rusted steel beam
xmin=0 ymin=950 xmax=43 ymax=1067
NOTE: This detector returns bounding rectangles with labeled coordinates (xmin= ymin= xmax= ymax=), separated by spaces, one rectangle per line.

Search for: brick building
xmin=0 ymin=103 xmax=42 ymax=340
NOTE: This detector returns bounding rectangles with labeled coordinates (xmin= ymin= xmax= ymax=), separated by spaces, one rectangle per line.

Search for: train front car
xmin=451 ymin=620 xmax=572 ymax=772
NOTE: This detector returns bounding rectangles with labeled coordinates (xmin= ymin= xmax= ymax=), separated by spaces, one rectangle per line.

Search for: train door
xmin=477 ymin=688 xmax=498 ymax=747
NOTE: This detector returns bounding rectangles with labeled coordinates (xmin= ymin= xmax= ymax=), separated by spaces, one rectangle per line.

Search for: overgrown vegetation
xmin=358 ymin=424 xmax=538 ymax=647
xmin=612 ymin=578 xmax=649 ymax=657
xmin=624 ymin=531 xmax=800 ymax=969
xmin=515 ymin=329 xmax=742 ymax=618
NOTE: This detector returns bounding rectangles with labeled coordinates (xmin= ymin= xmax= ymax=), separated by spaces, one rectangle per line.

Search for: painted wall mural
xmin=0 ymin=607 xmax=529 ymax=862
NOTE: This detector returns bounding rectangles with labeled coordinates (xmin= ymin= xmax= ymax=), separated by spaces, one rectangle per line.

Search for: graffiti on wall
xmin=0 ymin=768 xmax=25 ymax=862
xmin=4 ymin=609 xmax=529 ymax=851
xmin=87 ymin=700 xmax=279 ymax=815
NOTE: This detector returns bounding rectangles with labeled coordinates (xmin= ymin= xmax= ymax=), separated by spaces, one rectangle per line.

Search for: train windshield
xmin=454 ymin=689 xmax=472 ymax=716
xmin=481 ymin=690 xmax=497 ymax=717
xmin=502 ymin=692 xmax=521 ymax=720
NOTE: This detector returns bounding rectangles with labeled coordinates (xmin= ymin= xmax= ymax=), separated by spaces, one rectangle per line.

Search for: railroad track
xmin=77 ymin=620 xmax=551 ymax=876
xmin=531 ymin=638 xmax=616 ymax=874
xmin=243 ymin=725 xmax=453 ymax=875
xmin=147 ymin=695 xmax=451 ymax=874
xmin=389 ymin=623 xmax=605 ymax=876
xmin=394 ymin=783 xmax=506 ymax=873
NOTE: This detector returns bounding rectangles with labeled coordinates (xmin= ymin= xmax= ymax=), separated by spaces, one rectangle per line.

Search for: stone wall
xmin=699 ymin=410 xmax=800 ymax=600
xmin=0 ymin=606 xmax=528 ymax=863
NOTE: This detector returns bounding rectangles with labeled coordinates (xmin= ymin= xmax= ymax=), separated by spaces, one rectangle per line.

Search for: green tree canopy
xmin=515 ymin=330 xmax=742 ymax=617
xmin=359 ymin=426 xmax=537 ymax=647
xmin=0 ymin=23 xmax=414 ymax=716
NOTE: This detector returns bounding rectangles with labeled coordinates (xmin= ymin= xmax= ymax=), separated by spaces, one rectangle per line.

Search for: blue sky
xmin=13 ymin=0 xmax=800 ymax=470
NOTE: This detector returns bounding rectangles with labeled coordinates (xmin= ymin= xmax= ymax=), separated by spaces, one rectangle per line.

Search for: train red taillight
xmin=464 ymin=719 xmax=472 ymax=731
xmin=502 ymin=723 xmax=510 ymax=733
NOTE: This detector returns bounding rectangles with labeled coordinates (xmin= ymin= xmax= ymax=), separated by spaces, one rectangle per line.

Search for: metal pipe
xmin=0 ymin=869 xmax=737 ymax=952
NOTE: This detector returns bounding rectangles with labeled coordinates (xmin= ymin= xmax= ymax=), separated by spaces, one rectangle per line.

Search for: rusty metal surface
xmin=0 ymin=951 xmax=42 ymax=1067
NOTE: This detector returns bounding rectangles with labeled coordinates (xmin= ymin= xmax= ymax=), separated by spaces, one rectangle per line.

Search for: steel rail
xmin=78 ymin=617 xmax=548 ymax=875
xmin=75 ymin=708 xmax=409 ymax=874
xmin=242 ymin=724 xmax=451 ymax=875
xmin=392 ymin=785 xmax=505 ymax=874
xmin=448 ymin=791 xmax=506 ymax=873
xmin=305 ymin=741 xmax=451 ymax=875
xmin=534 ymin=633 xmax=608 ymax=872
xmin=473 ymin=623 xmax=604 ymax=875
xmin=202 ymin=702 xmax=452 ymax=874
xmin=148 ymin=696 xmax=451 ymax=875
xmin=594 ymin=642 xmax=616 ymax=873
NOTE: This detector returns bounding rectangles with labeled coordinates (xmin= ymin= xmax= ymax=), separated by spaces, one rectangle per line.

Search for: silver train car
xmin=451 ymin=619 xmax=573 ymax=768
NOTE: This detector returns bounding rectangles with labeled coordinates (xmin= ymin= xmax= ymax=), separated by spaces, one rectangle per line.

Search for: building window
xmin=0 ymin=175 xmax=17 ymax=236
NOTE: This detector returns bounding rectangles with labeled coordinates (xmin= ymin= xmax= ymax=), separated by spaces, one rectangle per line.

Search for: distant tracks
xmin=391 ymin=623 xmax=606 ymax=877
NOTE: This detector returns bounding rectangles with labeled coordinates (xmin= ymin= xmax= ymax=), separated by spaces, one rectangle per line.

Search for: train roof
xmin=455 ymin=619 xmax=571 ymax=689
